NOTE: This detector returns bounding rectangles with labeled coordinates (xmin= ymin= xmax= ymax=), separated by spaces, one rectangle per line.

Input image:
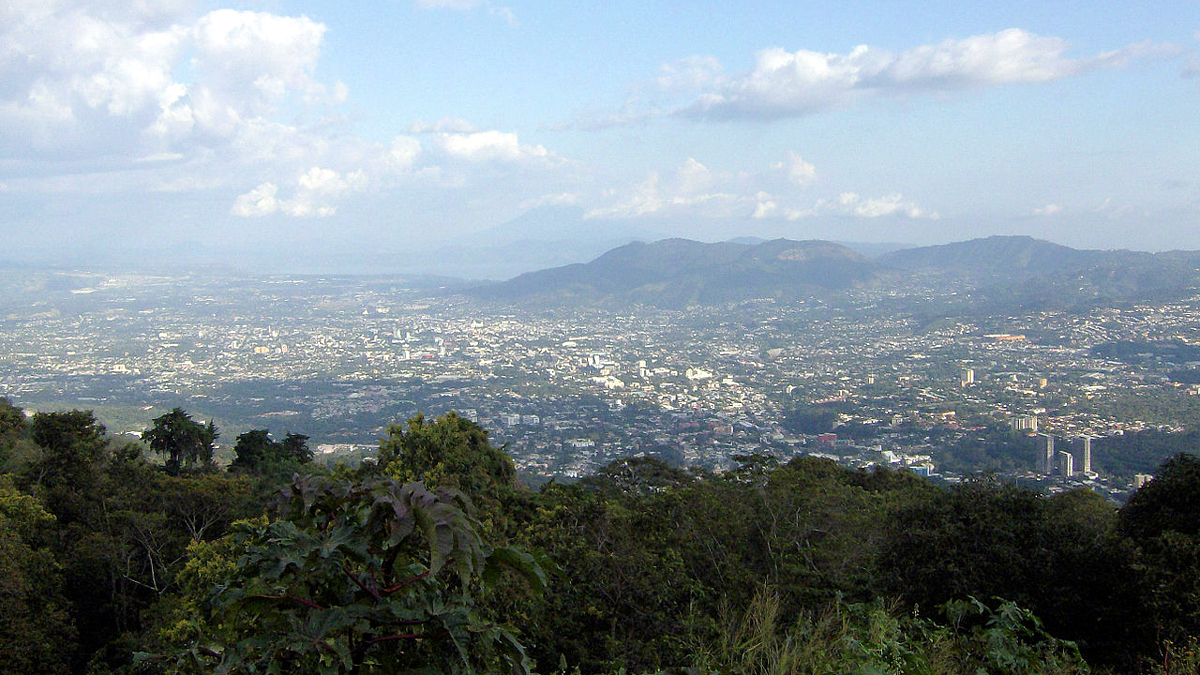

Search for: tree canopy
xmin=156 ymin=474 xmax=542 ymax=675
xmin=2 ymin=403 xmax=1200 ymax=674
xmin=142 ymin=408 xmax=217 ymax=475
xmin=229 ymin=429 xmax=312 ymax=474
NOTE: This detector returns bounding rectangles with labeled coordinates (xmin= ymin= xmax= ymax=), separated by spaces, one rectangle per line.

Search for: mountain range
xmin=465 ymin=235 xmax=1200 ymax=310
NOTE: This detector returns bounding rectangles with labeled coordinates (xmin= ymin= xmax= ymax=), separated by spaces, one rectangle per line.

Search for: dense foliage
xmin=154 ymin=474 xmax=540 ymax=675
xmin=5 ymin=396 xmax=1200 ymax=674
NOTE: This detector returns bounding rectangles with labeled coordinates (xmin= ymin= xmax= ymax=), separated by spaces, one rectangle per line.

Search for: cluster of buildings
xmin=1034 ymin=433 xmax=1094 ymax=478
xmin=2 ymin=271 xmax=1200 ymax=495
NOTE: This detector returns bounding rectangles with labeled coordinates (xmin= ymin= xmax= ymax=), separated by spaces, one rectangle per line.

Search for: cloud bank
xmin=643 ymin=29 xmax=1165 ymax=121
xmin=586 ymin=155 xmax=938 ymax=224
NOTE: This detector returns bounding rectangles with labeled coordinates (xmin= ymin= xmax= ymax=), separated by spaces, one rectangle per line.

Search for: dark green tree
xmin=1120 ymin=452 xmax=1200 ymax=541
xmin=377 ymin=412 xmax=520 ymax=539
xmin=1117 ymin=453 xmax=1200 ymax=653
xmin=69 ymin=445 xmax=259 ymax=674
xmin=881 ymin=477 xmax=1148 ymax=669
xmin=229 ymin=429 xmax=274 ymax=473
xmin=0 ymin=476 xmax=76 ymax=675
xmin=25 ymin=410 xmax=109 ymax=525
xmin=154 ymin=474 xmax=543 ymax=675
xmin=142 ymin=408 xmax=217 ymax=475
xmin=0 ymin=397 xmax=25 ymax=437
xmin=230 ymin=429 xmax=313 ymax=475
xmin=30 ymin=409 xmax=106 ymax=458
xmin=282 ymin=432 xmax=312 ymax=464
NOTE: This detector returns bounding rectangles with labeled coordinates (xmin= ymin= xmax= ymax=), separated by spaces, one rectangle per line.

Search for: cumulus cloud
xmin=585 ymin=158 xmax=746 ymax=219
xmin=1033 ymin=204 xmax=1063 ymax=216
xmin=832 ymin=192 xmax=936 ymax=219
xmin=585 ymin=155 xmax=936 ymax=223
xmin=387 ymin=136 xmax=423 ymax=172
xmin=753 ymin=191 xmax=938 ymax=221
xmin=0 ymin=4 xmax=568 ymax=208
xmin=0 ymin=2 xmax=188 ymax=152
xmin=224 ymin=122 xmax=569 ymax=217
xmin=0 ymin=0 xmax=356 ymax=172
xmin=435 ymin=130 xmax=551 ymax=163
xmin=773 ymin=152 xmax=816 ymax=186
xmin=666 ymin=29 xmax=1166 ymax=120
xmin=232 ymin=166 xmax=367 ymax=217
xmin=191 ymin=10 xmax=340 ymax=109
xmin=231 ymin=182 xmax=281 ymax=217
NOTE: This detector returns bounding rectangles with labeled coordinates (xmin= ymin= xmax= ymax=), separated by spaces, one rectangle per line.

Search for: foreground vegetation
xmin=3 ymin=397 xmax=1200 ymax=674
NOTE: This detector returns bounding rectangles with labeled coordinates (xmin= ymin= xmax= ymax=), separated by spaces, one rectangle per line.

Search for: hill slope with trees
xmin=3 ymin=397 xmax=1200 ymax=674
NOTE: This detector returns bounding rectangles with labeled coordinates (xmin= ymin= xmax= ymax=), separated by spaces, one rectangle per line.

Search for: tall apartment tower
xmin=1072 ymin=436 xmax=1093 ymax=475
xmin=1056 ymin=450 xmax=1075 ymax=477
xmin=1036 ymin=434 xmax=1056 ymax=474
xmin=1011 ymin=414 xmax=1039 ymax=432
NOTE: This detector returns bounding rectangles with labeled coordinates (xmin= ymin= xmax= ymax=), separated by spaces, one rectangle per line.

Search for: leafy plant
xmin=151 ymin=474 xmax=543 ymax=675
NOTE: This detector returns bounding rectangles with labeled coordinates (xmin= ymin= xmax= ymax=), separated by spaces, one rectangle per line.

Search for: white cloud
xmin=436 ymin=130 xmax=550 ymax=163
xmin=232 ymin=166 xmax=367 ymax=218
xmin=1094 ymin=197 xmax=1137 ymax=219
xmin=231 ymin=182 xmax=280 ymax=216
xmin=585 ymin=158 xmax=747 ymax=219
xmin=586 ymin=174 xmax=662 ymax=219
xmin=0 ymin=3 xmax=189 ymax=152
xmin=1033 ymin=203 xmax=1063 ymax=216
xmin=773 ymin=152 xmax=816 ymax=186
xmin=297 ymin=166 xmax=365 ymax=195
xmin=834 ymin=192 xmax=936 ymax=219
xmin=0 ymin=3 xmax=346 ymax=166
xmin=670 ymin=29 xmax=1165 ymax=120
xmin=751 ymin=192 xmax=777 ymax=219
xmin=520 ymin=192 xmax=580 ymax=209
xmin=388 ymin=136 xmax=422 ymax=172
xmin=752 ymin=191 xmax=938 ymax=221
xmin=676 ymin=157 xmax=716 ymax=194
xmin=584 ymin=156 xmax=936 ymax=222
xmin=1 ymin=2 xmax=584 ymax=245
xmin=654 ymin=55 xmax=725 ymax=93
xmin=191 ymin=10 xmax=339 ymax=109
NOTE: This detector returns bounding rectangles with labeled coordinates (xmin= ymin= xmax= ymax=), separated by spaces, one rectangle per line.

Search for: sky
xmin=2 ymin=0 xmax=1199 ymax=272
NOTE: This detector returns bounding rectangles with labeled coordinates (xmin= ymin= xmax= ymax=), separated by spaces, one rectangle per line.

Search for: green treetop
xmin=142 ymin=408 xmax=217 ymax=475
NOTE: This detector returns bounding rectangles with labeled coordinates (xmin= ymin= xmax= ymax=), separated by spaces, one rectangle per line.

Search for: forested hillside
xmin=2 ymin=396 xmax=1199 ymax=674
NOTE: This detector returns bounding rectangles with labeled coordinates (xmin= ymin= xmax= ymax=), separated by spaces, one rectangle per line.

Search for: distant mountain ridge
xmin=878 ymin=235 xmax=1200 ymax=308
xmin=464 ymin=235 xmax=1200 ymax=310
xmin=467 ymin=238 xmax=883 ymax=308
xmin=878 ymin=235 xmax=1099 ymax=279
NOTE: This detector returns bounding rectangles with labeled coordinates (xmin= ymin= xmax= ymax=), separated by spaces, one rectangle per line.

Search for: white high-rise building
xmin=1073 ymin=436 xmax=1094 ymax=475
xmin=1056 ymin=450 xmax=1075 ymax=477
xmin=1011 ymin=415 xmax=1039 ymax=432
xmin=1036 ymin=434 xmax=1056 ymax=474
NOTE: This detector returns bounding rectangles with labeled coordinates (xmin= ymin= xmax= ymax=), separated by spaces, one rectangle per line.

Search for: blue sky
xmin=2 ymin=0 xmax=1199 ymax=271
